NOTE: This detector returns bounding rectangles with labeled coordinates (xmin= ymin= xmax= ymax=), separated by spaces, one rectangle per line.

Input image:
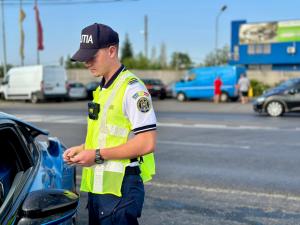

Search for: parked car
xmin=253 ymin=78 xmax=300 ymax=117
xmin=67 ymin=81 xmax=87 ymax=100
xmin=0 ymin=112 xmax=78 ymax=224
xmin=86 ymin=81 xmax=99 ymax=100
xmin=174 ymin=66 xmax=246 ymax=102
xmin=0 ymin=65 xmax=68 ymax=103
xmin=142 ymin=79 xmax=166 ymax=100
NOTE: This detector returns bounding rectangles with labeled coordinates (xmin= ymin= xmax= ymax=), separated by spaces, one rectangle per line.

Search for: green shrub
xmin=250 ymin=79 xmax=271 ymax=97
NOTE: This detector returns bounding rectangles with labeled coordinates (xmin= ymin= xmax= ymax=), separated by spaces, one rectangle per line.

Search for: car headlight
xmin=256 ymin=97 xmax=265 ymax=103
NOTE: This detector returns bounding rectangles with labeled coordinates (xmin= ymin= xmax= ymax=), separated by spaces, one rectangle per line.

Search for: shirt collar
xmin=100 ymin=64 xmax=126 ymax=89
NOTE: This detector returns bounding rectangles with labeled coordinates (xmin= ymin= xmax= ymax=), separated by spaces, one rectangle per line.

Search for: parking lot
xmin=1 ymin=99 xmax=300 ymax=224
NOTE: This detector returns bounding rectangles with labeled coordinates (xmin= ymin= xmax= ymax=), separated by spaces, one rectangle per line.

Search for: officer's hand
xmin=69 ymin=150 xmax=96 ymax=167
xmin=63 ymin=144 xmax=84 ymax=164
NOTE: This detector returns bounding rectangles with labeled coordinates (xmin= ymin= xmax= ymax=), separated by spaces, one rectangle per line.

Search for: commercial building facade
xmin=229 ymin=20 xmax=300 ymax=71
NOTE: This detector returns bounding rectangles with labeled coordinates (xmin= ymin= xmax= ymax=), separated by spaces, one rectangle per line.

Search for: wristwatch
xmin=95 ymin=148 xmax=104 ymax=164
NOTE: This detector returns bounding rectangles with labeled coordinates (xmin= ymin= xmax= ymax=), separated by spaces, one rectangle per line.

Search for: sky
xmin=1 ymin=0 xmax=300 ymax=66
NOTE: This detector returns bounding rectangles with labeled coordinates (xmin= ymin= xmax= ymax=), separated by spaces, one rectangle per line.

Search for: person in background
xmin=214 ymin=76 xmax=222 ymax=103
xmin=237 ymin=74 xmax=250 ymax=104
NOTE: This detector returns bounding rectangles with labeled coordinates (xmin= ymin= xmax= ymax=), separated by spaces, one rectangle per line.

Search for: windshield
xmin=277 ymin=79 xmax=300 ymax=89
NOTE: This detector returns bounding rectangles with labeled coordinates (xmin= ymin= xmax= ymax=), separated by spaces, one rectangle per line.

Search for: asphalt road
xmin=1 ymin=99 xmax=300 ymax=225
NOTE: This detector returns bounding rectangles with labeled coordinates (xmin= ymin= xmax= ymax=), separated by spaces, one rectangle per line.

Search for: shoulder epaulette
xmin=128 ymin=78 xmax=139 ymax=85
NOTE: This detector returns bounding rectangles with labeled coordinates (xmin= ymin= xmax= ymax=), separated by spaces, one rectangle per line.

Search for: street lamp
xmin=215 ymin=5 xmax=227 ymax=51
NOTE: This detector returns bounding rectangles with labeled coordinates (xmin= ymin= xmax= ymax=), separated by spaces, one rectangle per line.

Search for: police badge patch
xmin=137 ymin=97 xmax=151 ymax=113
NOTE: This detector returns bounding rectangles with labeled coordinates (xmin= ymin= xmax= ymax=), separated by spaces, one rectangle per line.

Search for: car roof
xmin=0 ymin=112 xmax=49 ymax=137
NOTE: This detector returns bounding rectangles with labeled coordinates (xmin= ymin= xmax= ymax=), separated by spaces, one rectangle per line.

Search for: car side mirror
xmin=17 ymin=189 xmax=79 ymax=225
xmin=1 ymin=81 xmax=7 ymax=85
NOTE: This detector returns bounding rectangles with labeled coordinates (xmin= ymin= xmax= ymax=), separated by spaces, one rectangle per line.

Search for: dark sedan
xmin=0 ymin=112 xmax=79 ymax=225
xmin=142 ymin=79 xmax=166 ymax=100
xmin=86 ymin=81 xmax=99 ymax=100
xmin=253 ymin=78 xmax=300 ymax=117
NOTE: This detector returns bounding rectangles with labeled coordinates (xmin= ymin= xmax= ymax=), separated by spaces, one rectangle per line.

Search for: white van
xmin=0 ymin=65 xmax=68 ymax=103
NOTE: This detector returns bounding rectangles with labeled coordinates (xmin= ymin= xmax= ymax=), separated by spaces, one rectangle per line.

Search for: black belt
xmin=125 ymin=166 xmax=140 ymax=175
xmin=130 ymin=158 xmax=138 ymax=163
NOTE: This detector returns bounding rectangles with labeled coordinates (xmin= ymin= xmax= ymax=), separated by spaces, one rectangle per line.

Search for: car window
xmin=294 ymin=83 xmax=300 ymax=92
xmin=86 ymin=82 xmax=98 ymax=89
xmin=2 ymin=75 xmax=9 ymax=84
xmin=278 ymin=79 xmax=300 ymax=89
xmin=142 ymin=79 xmax=163 ymax=85
xmin=70 ymin=83 xmax=84 ymax=88
xmin=17 ymin=126 xmax=38 ymax=160
xmin=153 ymin=80 xmax=162 ymax=85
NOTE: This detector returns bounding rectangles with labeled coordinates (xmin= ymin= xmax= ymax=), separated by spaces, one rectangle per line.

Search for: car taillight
xmin=147 ymin=85 xmax=153 ymax=89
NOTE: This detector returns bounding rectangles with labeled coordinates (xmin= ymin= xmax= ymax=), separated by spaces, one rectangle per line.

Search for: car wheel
xmin=266 ymin=101 xmax=284 ymax=117
xmin=31 ymin=94 xmax=38 ymax=104
xmin=177 ymin=92 xmax=186 ymax=101
xmin=159 ymin=92 xmax=166 ymax=100
xmin=220 ymin=92 xmax=229 ymax=102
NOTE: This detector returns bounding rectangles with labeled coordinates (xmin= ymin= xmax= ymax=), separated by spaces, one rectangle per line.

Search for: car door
xmin=285 ymin=83 xmax=300 ymax=110
xmin=0 ymin=118 xmax=78 ymax=224
xmin=0 ymin=122 xmax=34 ymax=224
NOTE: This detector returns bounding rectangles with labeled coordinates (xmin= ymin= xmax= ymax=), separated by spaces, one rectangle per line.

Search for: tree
xmin=159 ymin=42 xmax=168 ymax=69
xmin=203 ymin=45 xmax=229 ymax=66
xmin=170 ymin=52 xmax=192 ymax=70
xmin=121 ymin=33 xmax=134 ymax=62
xmin=150 ymin=46 xmax=157 ymax=64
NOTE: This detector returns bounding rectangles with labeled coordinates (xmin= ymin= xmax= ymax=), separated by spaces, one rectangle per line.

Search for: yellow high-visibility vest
xmin=80 ymin=70 xmax=155 ymax=197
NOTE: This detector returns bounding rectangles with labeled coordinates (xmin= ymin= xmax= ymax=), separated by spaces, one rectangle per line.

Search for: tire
xmin=31 ymin=94 xmax=39 ymax=104
xmin=0 ymin=93 xmax=4 ymax=100
xmin=230 ymin=96 xmax=239 ymax=102
xmin=266 ymin=101 xmax=284 ymax=117
xmin=177 ymin=92 xmax=186 ymax=102
xmin=159 ymin=92 xmax=166 ymax=100
xmin=220 ymin=92 xmax=229 ymax=102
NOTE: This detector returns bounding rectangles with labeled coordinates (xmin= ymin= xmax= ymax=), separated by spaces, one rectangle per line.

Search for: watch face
xmin=95 ymin=158 xmax=104 ymax=164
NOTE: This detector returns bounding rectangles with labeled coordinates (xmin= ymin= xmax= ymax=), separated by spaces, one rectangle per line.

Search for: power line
xmin=3 ymin=0 xmax=139 ymax=6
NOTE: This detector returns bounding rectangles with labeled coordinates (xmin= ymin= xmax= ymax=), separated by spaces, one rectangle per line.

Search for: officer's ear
xmin=108 ymin=45 xmax=118 ymax=58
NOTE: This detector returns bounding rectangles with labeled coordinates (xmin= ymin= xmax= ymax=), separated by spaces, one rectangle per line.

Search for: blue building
xmin=229 ymin=20 xmax=300 ymax=70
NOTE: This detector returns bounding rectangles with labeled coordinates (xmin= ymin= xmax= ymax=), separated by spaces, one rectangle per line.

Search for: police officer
xmin=63 ymin=23 xmax=157 ymax=225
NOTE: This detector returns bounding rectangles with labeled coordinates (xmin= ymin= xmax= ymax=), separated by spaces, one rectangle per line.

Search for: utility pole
xmin=144 ymin=14 xmax=148 ymax=59
xmin=1 ymin=0 xmax=7 ymax=76
xmin=20 ymin=0 xmax=24 ymax=66
xmin=35 ymin=0 xmax=40 ymax=64
xmin=215 ymin=5 xmax=227 ymax=51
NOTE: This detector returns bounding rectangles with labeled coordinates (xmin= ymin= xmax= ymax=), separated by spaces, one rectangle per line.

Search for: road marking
xmin=14 ymin=114 xmax=86 ymax=124
xmin=75 ymin=174 xmax=300 ymax=201
xmin=157 ymin=140 xmax=250 ymax=149
xmin=157 ymin=122 xmax=281 ymax=131
xmin=146 ymin=182 xmax=300 ymax=201
xmin=11 ymin=114 xmax=298 ymax=131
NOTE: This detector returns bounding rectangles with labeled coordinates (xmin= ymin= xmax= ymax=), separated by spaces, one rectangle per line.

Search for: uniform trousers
xmin=87 ymin=173 xmax=144 ymax=225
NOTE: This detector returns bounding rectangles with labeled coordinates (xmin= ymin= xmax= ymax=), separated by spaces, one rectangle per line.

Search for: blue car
xmin=174 ymin=66 xmax=246 ymax=102
xmin=0 ymin=112 xmax=79 ymax=225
